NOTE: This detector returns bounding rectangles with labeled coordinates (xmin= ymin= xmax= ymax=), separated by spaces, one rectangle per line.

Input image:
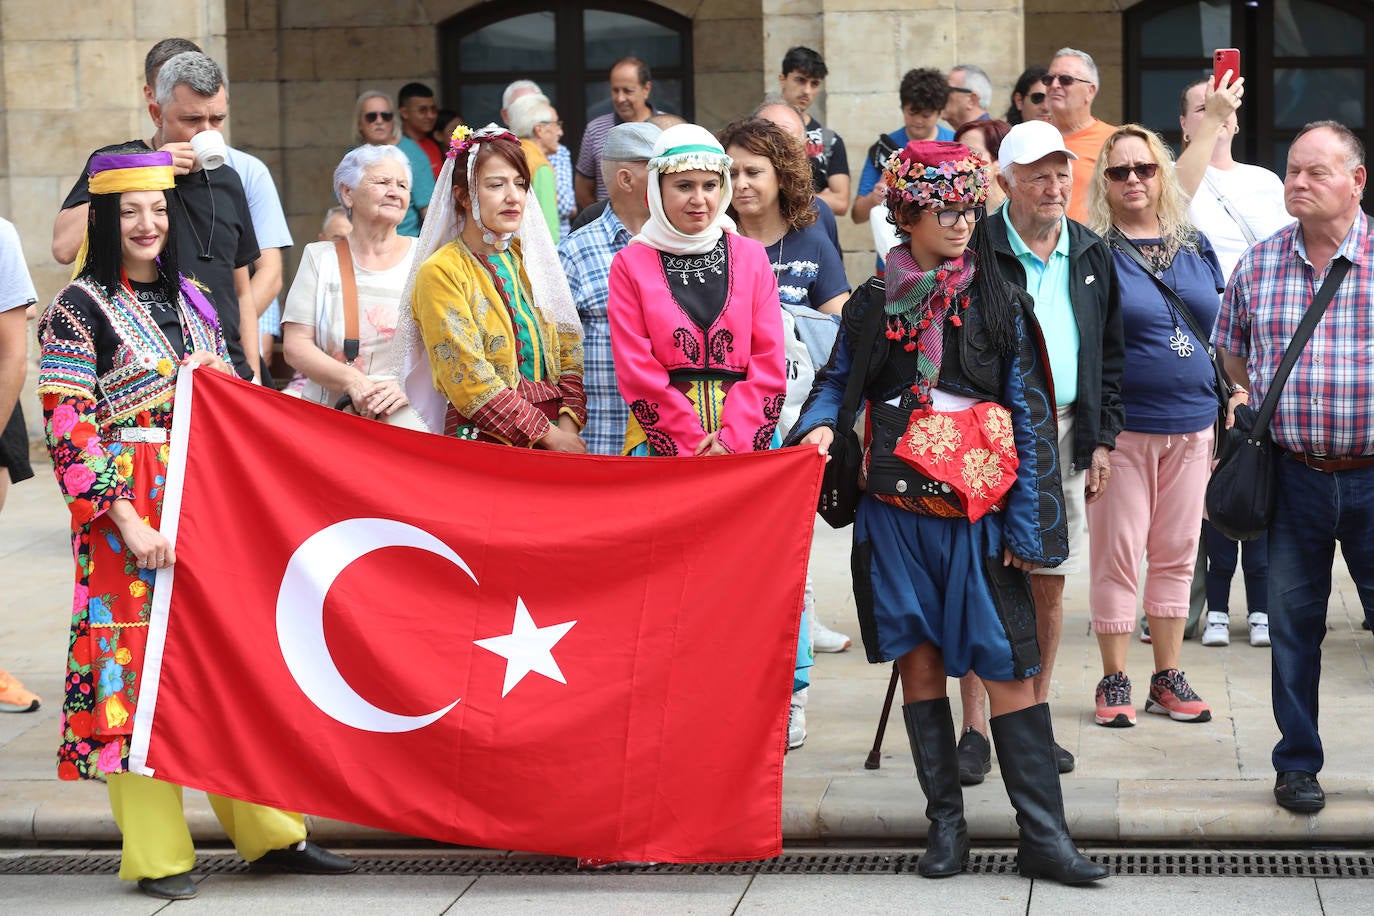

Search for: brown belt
xmin=1287 ymin=451 xmax=1374 ymax=473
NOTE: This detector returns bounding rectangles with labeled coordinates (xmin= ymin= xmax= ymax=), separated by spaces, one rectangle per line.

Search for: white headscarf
xmin=633 ymin=123 xmax=736 ymax=256
xmin=390 ymin=123 xmax=582 ymax=432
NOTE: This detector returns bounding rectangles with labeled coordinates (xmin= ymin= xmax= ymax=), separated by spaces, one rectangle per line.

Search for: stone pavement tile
xmin=302 ymin=814 xmax=419 ymax=845
xmin=1117 ymin=778 xmax=1374 ymax=842
xmin=1029 ymin=875 xmax=1321 ymax=915
xmin=0 ymin=875 xmax=165 ymax=915
xmin=180 ymin=874 xmax=471 ymax=914
xmin=450 ymin=874 xmax=749 ymax=915
xmin=737 ymin=873 xmax=1029 ymax=914
xmin=1316 ymin=878 xmax=1374 ymax=916
xmin=779 ymin=775 xmax=828 ymax=838
xmin=0 ymin=780 xmax=70 ymax=842
xmin=816 ymin=773 xmax=923 ymax=839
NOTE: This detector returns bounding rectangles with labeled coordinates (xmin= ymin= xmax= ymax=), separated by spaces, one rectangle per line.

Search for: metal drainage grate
xmin=2 ymin=850 xmax=1372 ymax=878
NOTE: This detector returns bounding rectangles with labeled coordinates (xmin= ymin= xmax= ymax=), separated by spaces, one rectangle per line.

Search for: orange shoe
xmin=0 ymin=669 xmax=40 ymax=713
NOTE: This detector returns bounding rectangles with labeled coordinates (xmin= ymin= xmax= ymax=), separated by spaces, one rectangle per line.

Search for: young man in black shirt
xmin=778 ymin=46 xmax=850 ymax=217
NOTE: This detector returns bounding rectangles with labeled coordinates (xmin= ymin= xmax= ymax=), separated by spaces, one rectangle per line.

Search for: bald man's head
xmin=753 ymin=101 xmax=806 ymax=141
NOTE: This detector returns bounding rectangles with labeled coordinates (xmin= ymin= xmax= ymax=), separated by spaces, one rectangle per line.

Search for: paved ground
xmin=3 ymin=460 xmax=1373 ymax=855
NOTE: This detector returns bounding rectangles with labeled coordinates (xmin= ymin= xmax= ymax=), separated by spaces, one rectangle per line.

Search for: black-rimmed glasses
xmin=1045 ymin=74 xmax=1093 ymax=88
xmin=933 ymin=206 xmax=986 ymax=227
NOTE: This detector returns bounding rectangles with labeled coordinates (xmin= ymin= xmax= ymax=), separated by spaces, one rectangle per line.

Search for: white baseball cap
xmin=998 ymin=120 xmax=1078 ymax=172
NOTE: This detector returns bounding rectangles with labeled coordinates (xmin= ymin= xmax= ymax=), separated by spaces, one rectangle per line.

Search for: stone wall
xmin=1025 ymin=0 xmax=1130 ymax=126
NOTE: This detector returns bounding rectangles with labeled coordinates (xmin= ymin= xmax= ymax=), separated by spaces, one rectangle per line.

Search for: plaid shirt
xmin=559 ymin=206 xmax=633 ymax=454
xmin=1214 ymin=210 xmax=1374 ymax=455
xmin=551 ymin=144 xmax=576 ymax=238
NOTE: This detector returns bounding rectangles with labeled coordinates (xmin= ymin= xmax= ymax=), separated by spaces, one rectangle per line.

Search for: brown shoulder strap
xmin=334 ymin=238 xmax=360 ymax=365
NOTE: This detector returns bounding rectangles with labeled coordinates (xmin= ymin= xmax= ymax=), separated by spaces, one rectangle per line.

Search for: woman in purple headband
xmin=37 ymin=145 xmax=355 ymax=899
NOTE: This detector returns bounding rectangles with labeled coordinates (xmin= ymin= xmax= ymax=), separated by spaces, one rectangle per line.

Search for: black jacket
xmin=985 ymin=212 xmax=1125 ymax=469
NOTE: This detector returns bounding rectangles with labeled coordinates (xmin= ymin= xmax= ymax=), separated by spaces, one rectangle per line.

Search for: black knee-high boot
xmin=903 ymin=697 xmax=970 ymax=878
xmin=990 ymin=703 xmax=1109 ymax=884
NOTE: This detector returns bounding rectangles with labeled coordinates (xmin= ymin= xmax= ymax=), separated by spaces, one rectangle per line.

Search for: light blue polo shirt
xmin=1003 ymin=209 xmax=1078 ymax=407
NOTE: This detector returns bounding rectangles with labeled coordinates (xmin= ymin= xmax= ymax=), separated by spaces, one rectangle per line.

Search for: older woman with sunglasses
xmin=352 ymin=90 xmax=432 ymax=237
xmin=1083 ymin=125 xmax=1229 ymax=730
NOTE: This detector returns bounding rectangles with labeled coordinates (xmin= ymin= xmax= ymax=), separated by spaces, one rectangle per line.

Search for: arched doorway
xmin=1124 ymin=0 xmax=1372 ymax=169
xmin=438 ymin=1 xmax=693 ymax=154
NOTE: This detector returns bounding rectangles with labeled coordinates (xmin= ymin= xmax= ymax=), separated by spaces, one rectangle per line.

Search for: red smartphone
xmin=1213 ymin=48 xmax=1240 ymax=89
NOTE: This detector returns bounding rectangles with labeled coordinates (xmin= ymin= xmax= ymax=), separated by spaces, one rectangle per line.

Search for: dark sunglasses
xmin=933 ymin=205 xmax=986 ymax=228
xmin=1104 ymin=163 xmax=1159 ymax=182
xmin=1027 ymin=91 xmax=1046 ymax=105
xmin=947 ymin=85 xmax=974 ymax=94
xmin=363 ymin=111 xmax=394 ymax=124
xmin=1045 ymin=73 xmax=1093 ymax=88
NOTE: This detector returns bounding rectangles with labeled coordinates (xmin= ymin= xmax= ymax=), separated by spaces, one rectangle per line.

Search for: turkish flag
xmin=130 ymin=367 xmax=823 ymax=863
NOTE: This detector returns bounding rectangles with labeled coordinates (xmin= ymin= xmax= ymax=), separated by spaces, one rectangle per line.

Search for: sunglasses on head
xmin=1104 ymin=163 xmax=1159 ymax=182
xmin=1045 ymin=74 xmax=1092 ymax=88
xmin=364 ymin=111 xmax=394 ymax=124
xmin=1027 ymin=91 xmax=1046 ymax=104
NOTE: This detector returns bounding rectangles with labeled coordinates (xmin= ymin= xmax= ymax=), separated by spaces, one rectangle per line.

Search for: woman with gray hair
xmin=281 ymin=144 xmax=417 ymax=420
xmin=505 ymin=93 xmax=562 ymax=241
xmin=353 ymin=90 xmax=399 ymax=146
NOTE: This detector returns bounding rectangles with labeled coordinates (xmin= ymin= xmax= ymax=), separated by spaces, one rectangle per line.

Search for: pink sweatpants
xmin=1086 ymin=427 xmax=1212 ymax=633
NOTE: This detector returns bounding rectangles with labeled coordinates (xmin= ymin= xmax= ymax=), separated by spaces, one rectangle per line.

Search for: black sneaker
xmin=956 ymin=727 xmax=991 ymax=785
xmin=1274 ymin=770 xmax=1325 ymax=814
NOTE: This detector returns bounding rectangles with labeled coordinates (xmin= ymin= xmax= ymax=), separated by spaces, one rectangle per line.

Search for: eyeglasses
xmin=1104 ymin=163 xmax=1159 ymax=183
xmin=363 ymin=111 xmax=394 ymax=124
xmin=947 ymin=85 xmax=974 ymax=94
xmin=1045 ymin=74 xmax=1094 ymax=88
xmin=537 ymin=119 xmax=564 ymax=129
xmin=1027 ymin=91 xmax=1047 ymax=105
xmin=932 ymin=205 xmax=986 ymax=227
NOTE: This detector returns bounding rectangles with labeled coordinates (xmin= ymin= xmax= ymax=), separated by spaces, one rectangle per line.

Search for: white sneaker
xmin=787 ymin=702 xmax=807 ymax=750
xmin=1201 ymin=610 xmax=1230 ymax=647
xmin=811 ymin=617 xmax=852 ymax=653
xmin=1249 ymin=612 xmax=1271 ymax=647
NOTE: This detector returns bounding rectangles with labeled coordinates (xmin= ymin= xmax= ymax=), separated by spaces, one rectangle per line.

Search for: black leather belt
xmin=1287 ymin=451 xmax=1374 ymax=473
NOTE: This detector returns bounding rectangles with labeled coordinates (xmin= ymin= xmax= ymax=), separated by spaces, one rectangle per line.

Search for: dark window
xmin=1125 ymin=0 xmax=1372 ymax=171
xmin=439 ymin=2 xmax=692 ymax=157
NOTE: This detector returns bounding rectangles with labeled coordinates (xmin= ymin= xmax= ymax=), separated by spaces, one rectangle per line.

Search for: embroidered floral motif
xmin=905 ymin=413 xmax=961 ymax=463
xmin=662 ymin=245 xmax=726 ymax=286
xmin=673 ymin=328 xmax=701 ymax=363
xmin=961 ymin=447 xmax=1005 ymax=497
xmin=630 ymin=399 xmax=679 ymax=456
xmin=708 ymin=329 xmax=735 ymax=365
xmin=983 ymin=405 xmax=1015 ymax=455
xmin=753 ymin=393 xmax=785 ymax=451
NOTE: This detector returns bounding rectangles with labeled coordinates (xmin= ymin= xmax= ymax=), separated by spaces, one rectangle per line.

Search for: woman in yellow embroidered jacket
xmin=394 ymin=124 xmax=586 ymax=449
xmin=38 ymin=148 xmax=354 ymax=900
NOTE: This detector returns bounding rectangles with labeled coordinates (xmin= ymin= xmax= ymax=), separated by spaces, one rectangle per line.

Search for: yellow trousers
xmin=106 ymin=772 xmax=306 ymax=881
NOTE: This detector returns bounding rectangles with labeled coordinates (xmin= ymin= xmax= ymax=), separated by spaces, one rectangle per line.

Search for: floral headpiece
xmin=446 ymin=123 xmax=518 ymax=160
xmin=883 ymin=141 xmax=989 ymax=210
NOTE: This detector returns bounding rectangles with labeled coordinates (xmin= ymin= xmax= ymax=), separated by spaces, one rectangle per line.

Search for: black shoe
xmin=903 ymin=698 xmax=970 ymax=878
xmin=957 ymin=728 xmax=991 ymax=786
xmin=991 ymin=704 xmax=1110 ymax=885
xmin=1053 ymin=742 xmax=1075 ymax=774
xmin=251 ymin=840 xmax=358 ymax=874
xmin=1274 ymin=771 xmax=1325 ymax=814
xmin=138 ymin=871 xmax=198 ymax=899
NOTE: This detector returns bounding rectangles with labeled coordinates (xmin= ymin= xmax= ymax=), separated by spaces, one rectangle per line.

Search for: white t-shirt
xmin=1188 ymin=163 xmax=1293 ymax=281
xmin=281 ymin=238 xmax=417 ymax=405
xmin=0 ymin=218 xmax=37 ymax=314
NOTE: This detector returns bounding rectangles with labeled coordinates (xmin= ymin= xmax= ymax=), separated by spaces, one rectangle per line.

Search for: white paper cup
xmin=190 ymin=129 xmax=227 ymax=171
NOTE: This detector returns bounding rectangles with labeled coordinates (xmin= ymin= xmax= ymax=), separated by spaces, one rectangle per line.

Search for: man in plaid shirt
xmin=558 ymin=122 xmax=661 ymax=455
xmin=1214 ymin=120 xmax=1372 ymax=817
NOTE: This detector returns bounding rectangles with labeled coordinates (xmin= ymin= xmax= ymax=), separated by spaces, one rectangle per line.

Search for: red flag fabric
xmin=130 ymin=367 xmax=823 ymax=863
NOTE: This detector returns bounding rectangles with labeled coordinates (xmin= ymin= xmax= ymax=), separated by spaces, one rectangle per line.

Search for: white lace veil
xmin=391 ymin=124 xmax=581 ymax=432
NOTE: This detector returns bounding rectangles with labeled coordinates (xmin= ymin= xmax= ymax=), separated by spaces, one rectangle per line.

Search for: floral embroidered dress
xmin=411 ymin=238 xmax=586 ymax=445
xmin=38 ymin=276 xmax=224 ymax=780
xmin=607 ymin=234 xmax=787 ymax=455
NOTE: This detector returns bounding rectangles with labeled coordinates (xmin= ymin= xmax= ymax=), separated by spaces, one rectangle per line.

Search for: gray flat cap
xmin=601 ymin=122 xmax=661 ymax=162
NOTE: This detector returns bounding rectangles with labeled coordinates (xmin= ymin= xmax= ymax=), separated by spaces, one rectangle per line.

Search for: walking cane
xmin=864 ymin=663 xmax=900 ymax=769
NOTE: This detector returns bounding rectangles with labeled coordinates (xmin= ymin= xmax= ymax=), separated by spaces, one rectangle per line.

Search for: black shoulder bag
xmin=817 ymin=278 xmax=887 ymax=529
xmin=1206 ymin=257 xmax=1352 ymax=541
xmin=1108 ymin=230 xmax=1232 ymax=446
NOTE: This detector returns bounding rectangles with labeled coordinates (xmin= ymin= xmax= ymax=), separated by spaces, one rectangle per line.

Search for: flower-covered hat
xmin=883 ymin=141 xmax=989 ymax=210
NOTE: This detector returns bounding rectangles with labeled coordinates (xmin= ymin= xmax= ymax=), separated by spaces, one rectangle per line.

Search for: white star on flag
xmin=474 ymin=598 xmax=577 ymax=697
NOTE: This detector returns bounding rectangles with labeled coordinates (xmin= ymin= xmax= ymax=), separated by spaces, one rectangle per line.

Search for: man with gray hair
xmin=500 ymin=79 xmax=543 ymax=126
xmin=944 ymin=64 xmax=993 ymax=129
xmin=1046 ymin=47 xmax=1115 ymax=223
xmin=51 ymin=49 xmax=264 ymax=380
xmin=558 ymin=121 xmax=659 ymax=455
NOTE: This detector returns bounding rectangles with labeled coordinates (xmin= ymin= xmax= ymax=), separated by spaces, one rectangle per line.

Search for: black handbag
xmin=1206 ymin=258 xmax=1351 ymax=541
xmin=817 ymin=279 xmax=887 ymax=528
xmin=1108 ymin=231 xmax=1232 ymax=444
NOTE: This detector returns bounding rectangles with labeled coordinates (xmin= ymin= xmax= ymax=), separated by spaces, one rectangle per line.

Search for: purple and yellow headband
xmin=883 ymin=141 xmax=989 ymax=210
xmin=446 ymin=123 xmax=518 ymax=159
xmin=88 ymin=151 xmax=175 ymax=196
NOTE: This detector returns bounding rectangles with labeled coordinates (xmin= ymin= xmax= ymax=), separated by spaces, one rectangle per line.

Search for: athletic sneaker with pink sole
xmin=1145 ymin=668 xmax=1211 ymax=722
xmin=1094 ymin=671 xmax=1135 ymax=727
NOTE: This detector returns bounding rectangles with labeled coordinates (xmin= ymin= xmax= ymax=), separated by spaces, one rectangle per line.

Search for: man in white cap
xmin=558 ymin=121 xmax=661 ymax=456
xmin=955 ymin=120 xmax=1125 ymax=784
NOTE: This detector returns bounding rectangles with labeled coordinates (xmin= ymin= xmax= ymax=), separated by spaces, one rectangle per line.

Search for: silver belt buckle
xmin=118 ymin=427 xmax=168 ymax=444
